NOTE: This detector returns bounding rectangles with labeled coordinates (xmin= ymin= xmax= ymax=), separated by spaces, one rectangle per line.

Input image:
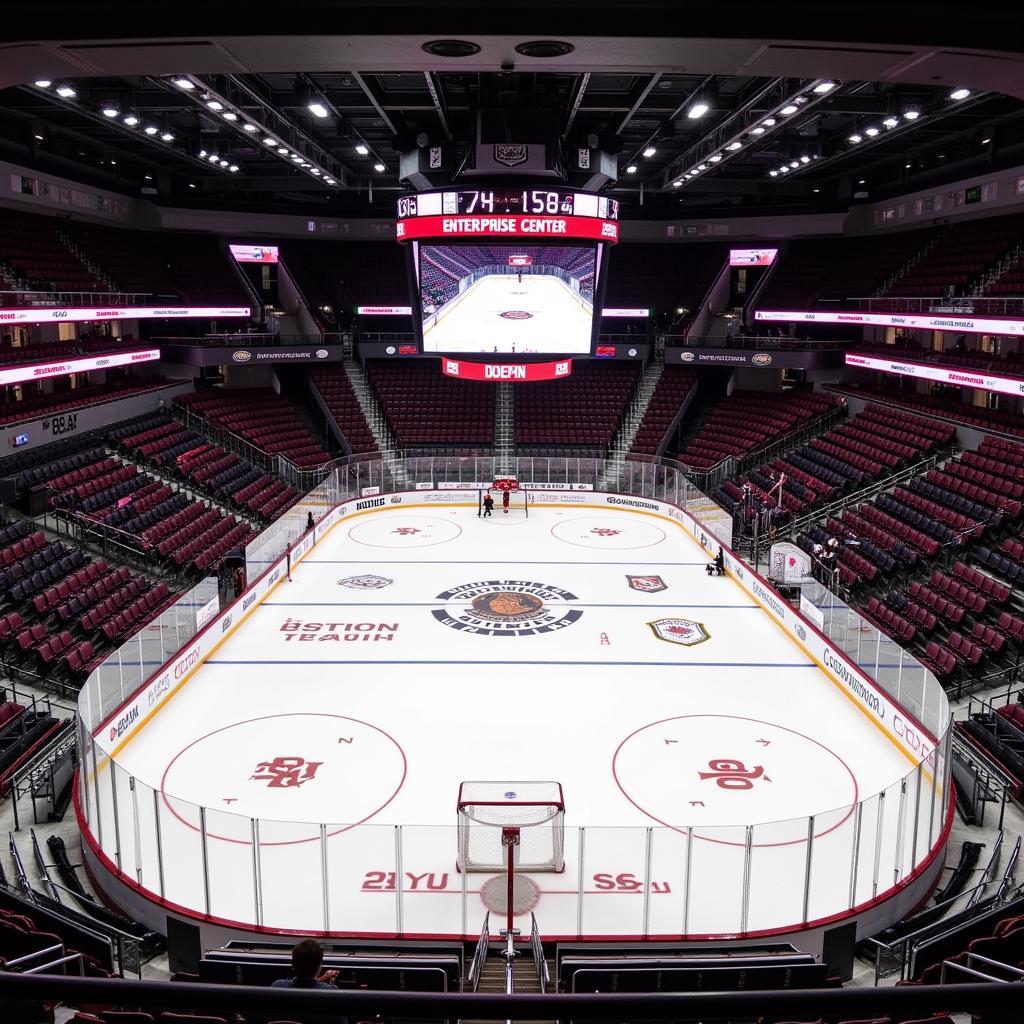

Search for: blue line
xmin=261 ymin=602 xmax=759 ymax=609
xmin=206 ymin=660 xmax=817 ymax=668
xmin=302 ymin=560 xmax=709 ymax=566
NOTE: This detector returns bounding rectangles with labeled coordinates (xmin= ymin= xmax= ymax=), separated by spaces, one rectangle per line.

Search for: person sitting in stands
xmin=272 ymin=938 xmax=338 ymax=989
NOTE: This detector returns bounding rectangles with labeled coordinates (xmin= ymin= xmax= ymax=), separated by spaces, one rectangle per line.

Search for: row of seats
xmin=515 ymin=362 xmax=640 ymax=449
xmin=0 ymin=375 xmax=172 ymax=428
xmin=678 ymin=390 xmax=836 ymax=471
xmin=310 ymin=366 xmax=378 ymax=454
xmin=629 ymin=367 xmax=697 ymax=456
xmin=175 ymin=389 xmax=333 ymax=469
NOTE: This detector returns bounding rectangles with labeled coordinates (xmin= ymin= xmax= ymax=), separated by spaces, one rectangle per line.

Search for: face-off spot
xmin=161 ymin=713 xmax=406 ymax=842
xmin=499 ymin=310 xmax=533 ymax=320
xmin=551 ymin=516 xmax=666 ymax=550
xmin=347 ymin=515 xmax=463 ymax=548
xmin=613 ymin=714 xmax=858 ymax=844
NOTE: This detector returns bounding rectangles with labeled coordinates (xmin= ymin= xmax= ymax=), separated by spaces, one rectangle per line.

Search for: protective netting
xmin=457 ymin=781 xmax=565 ymax=872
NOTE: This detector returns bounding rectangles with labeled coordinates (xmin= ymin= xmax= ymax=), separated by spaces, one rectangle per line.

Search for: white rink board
xmin=85 ymin=492 xmax=939 ymax=940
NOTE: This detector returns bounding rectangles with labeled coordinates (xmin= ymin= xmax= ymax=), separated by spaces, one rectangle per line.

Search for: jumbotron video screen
xmin=417 ymin=243 xmax=599 ymax=355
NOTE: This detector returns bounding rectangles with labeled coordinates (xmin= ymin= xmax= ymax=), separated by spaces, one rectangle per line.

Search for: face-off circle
xmin=612 ymin=714 xmax=859 ymax=845
xmin=347 ymin=515 xmax=462 ymax=548
xmin=160 ymin=713 xmax=406 ymax=843
xmin=499 ymin=310 xmax=533 ymax=320
xmin=431 ymin=580 xmax=583 ymax=636
xmin=551 ymin=516 xmax=666 ymax=550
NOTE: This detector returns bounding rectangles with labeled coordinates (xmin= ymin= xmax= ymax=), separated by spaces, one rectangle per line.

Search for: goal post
xmin=457 ymin=781 xmax=565 ymax=872
xmin=478 ymin=481 xmax=528 ymax=517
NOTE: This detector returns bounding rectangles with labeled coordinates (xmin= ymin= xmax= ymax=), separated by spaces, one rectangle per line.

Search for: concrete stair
xmin=597 ymin=361 xmax=663 ymax=490
xmin=494 ymin=382 xmax=514 ymax=474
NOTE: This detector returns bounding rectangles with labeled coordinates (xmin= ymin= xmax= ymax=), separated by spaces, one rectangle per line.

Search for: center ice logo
xmin=431 ymin=580 xmax=582 ymax=636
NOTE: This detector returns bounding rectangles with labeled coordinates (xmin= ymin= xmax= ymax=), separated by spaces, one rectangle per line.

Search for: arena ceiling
xmin=0 ymin=3 xmax=1023 ymax=220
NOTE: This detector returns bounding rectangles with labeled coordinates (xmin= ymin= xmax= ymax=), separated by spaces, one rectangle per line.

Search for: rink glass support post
xmin=575 ymin=827 xmax=586 ymax=938
xmin=152 ymin=789 xmax=165 ymax=899
xmin=461 ymin=832 xmax=468 ymax=939
xmin=110 ymin=759 xmax=122 ymax=871
xmin=740 ymin=825 xmax=753 ymax=934
xmin=682 ymin=825 xmax=693 ymax=937
xmin=394 ymin=825 xmax=404 ymax=936
xmin=927 ymin=747 xmax=939 ymax=849
xmin=129 ymin=776 xmax=142 ymax=885
xmin=91 ymin=741 xmax=103 ymax=851
xmin=871 ymin=790 xmax=886 ymax=899
xmin=251 ymin=818 xmax=264 ymax=927
xmin=801 ymin=816 xmax=815 ymax=924
xmin=319 ymin=824 xmax=330 ymax=932
xmin=641 ymin=827 xmax=653 ymax=938
xmin=848 ymin=802 xmax=863 ymax=910
xmin=199 ymin=806 xmax=211 ymax=916
xmin=894 ymin=777 xmax=909 ymax=886
xmin=911 ymin=766 xmax=923 ymax=872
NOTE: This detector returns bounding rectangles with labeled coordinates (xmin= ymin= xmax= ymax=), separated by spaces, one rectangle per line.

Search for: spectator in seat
xmin=306 ymin=510 xmax=315 ymax=533
xmin=272 ymin=938 xmax=339 ymax=989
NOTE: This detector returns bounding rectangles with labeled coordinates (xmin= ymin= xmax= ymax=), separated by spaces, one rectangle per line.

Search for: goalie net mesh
xmin=457 ymin=781 xmax=565 ymax=872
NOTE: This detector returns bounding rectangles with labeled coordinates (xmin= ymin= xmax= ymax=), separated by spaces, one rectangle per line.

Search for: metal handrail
xmin=529 ymin=913 xmax=549 ymax=994
xmin=468 ymin=912 xmax=490 ymax=993
xmin=1 ymin=972 xmax=1023 ymax=1019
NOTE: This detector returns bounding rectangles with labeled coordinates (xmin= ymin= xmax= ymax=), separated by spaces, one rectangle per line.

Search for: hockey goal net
xmin=457 ymin=781 xmax=565 ymax=872
xmin=478 ymin=478 xmax=528 ymax=517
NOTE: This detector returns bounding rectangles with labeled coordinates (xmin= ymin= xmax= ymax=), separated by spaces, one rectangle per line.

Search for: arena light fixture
xmin=173 ymin=77 xmax=195 ymax=91
xmin=56 ymin=84 xmax=77 ymax=98
xmin=308 ymin=101 xmax=329 ymax=119
xmin=982 ymin=136 xmax=991 ymax=145
xmin=949 ymin=87 xmax=971 ymax=100
xmin=160 ymin=131 xmax=174 ymax=142
xmin=799 ymin=154 xmax=811 ymax=163
xmin=708 ymin=153 xmax=722 ymax=163
xmin=205 ymin=99 xmax=223 ymax=111
xmin=229 ymin=164 xmax=239 ymax=172
xmin=222 ymin=111 xmax=238 ymax=121
xmin=642 ymin=146 xmax=657 ymax=158
xmin=34 ymin=79 xmax=52 ymax=89
xmin=726 ymin=141 xmax=742 ymax=150
xmin=883 ymin=116 xmax=898 ymax=127
xmin=355 ymin=143 xmax=369 ymax=155
xmin=778 ymin=165 xmax=789 ymax=173
xmin=780 ymin=104 xmax=798 ymax=116
xmin=123 ymin=113 xmax=139 ymax=126
xmin=243 ymin=123 xmax=259 ymax=133
xmin=144 ymin=125 xmax=158 ymax=135
xmin=749 ymin=126 xmax=765 ymax=136
xmin=686 ymin=101 xmax=709 ymax=119
xmin=101 ymin=105 xmax=118 ymax=118
xmin=277 ymin=146 xmax=288 ymax=154
xmin=695 ymin=162 xmax=707 ymax=171
xmin=374 ymin=162 xmax=385 ymax=172
xmin=198 ymin=148 xmax=207 ymax=158
xmin=263 ymin=137 xmax=276 ymax=146
xmin=865 ymin=126 xmax=880 ymax=136
xmin=323 ymin=176 xmax=335 ymax=185
xmin=291 ymin=153 xmax=302 ymax=161
xmin=672 ymin=179 xmax=682 ymax=186
xmin=311 ymin=168 xmax=322 ymax=176
xmin=848 ymin=133 xmax=863 ymax=143
xmin=208 ymin=153 xmax=220 ymax=162
xmin=903 ymin=108 xmax=921 ymax=120
xmin=813 ymin=81 xmax=836 ymax=94
xmin=625 ymin=164 xmax=637 ymax=173
xmin=763 ymin=118 xmax=776 ymax=126
xmin=218 ymin=159 xmax=229 ymax=166
xmin=769 ymin=169 xmax=778 ymax=177
xmin=789 ymin=159 xmax=799 ymax=168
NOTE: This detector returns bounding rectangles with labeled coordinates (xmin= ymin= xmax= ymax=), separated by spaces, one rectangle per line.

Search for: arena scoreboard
xmin=396 ymin=187 xmax=619 ymax=243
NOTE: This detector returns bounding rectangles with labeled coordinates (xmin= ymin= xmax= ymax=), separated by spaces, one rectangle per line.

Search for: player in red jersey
xmin=502 ymin=489 xmax=511 ymax=514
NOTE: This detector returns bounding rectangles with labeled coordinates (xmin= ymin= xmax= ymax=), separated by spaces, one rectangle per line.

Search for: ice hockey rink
xmin=87 ymin=499 xmax=933 ymax=940
xmin=422 ymin=274 xmax=593 ymax=353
